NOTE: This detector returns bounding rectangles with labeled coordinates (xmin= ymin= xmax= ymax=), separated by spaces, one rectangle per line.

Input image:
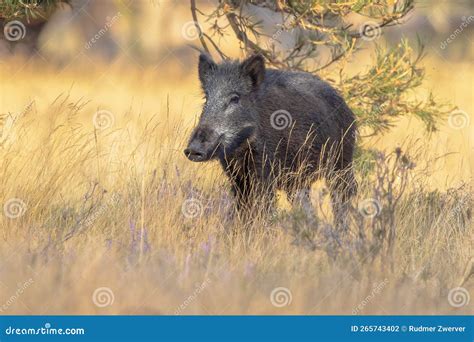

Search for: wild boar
xmin=185 ymin=54 xmax=357 ymax=227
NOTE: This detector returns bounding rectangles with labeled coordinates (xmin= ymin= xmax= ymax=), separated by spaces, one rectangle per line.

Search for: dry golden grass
xmin=0 ymin=55 xmax=471 ymax=315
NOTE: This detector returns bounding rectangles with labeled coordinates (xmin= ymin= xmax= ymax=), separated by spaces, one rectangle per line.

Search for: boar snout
xmin=183 ymin=146 xmax=206 ymax=162
xmin=184 ymin=126 xmax=221 ymax=162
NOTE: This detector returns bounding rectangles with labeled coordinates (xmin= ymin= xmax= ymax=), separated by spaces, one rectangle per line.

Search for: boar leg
xmin=230 ymin=174 xmax=275 ymax=220
xmin=328 ymin=167 xmax=357 ymax=233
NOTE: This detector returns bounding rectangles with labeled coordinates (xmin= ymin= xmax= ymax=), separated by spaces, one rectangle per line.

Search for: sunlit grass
xmin=0 ymin=56 xmax=471 ymax=315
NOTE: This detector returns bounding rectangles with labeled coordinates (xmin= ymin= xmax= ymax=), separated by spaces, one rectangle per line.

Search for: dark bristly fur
xmin=185 ymin=54 xmax=357 ymax=226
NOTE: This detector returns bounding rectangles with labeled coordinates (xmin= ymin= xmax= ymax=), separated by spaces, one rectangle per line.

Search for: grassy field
xmin=0 ymin=53 xmax=471 ymax=315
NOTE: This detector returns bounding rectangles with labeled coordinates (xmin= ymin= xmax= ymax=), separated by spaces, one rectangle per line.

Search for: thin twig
xmin=225 ymin=12 xmax=285 ymax=67
xmin=190 ymin=0 xmax=210 ymax=55
xmin=202 ymin=33 xmax=229 ymax=60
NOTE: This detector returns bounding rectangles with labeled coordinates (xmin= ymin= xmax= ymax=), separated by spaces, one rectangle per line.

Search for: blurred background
xmin=1 ymin=0 xmax=473 ymax=64
xmin=0 ymin=0 xmax=472 ymax=315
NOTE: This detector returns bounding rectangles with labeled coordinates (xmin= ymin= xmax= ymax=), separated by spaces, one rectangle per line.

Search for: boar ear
xmin=241 ymin=54 xmax=265 ymax=89
xmin=198 ymin=53 xmax=217 ymax=85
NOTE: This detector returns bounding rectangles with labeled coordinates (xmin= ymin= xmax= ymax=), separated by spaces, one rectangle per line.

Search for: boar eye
xmin=229 ymin=94 xmax=240 ymax=105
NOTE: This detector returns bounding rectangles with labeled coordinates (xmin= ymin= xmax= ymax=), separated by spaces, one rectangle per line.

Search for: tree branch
xmin=190 ymin=0 xmax=210 ymax=55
